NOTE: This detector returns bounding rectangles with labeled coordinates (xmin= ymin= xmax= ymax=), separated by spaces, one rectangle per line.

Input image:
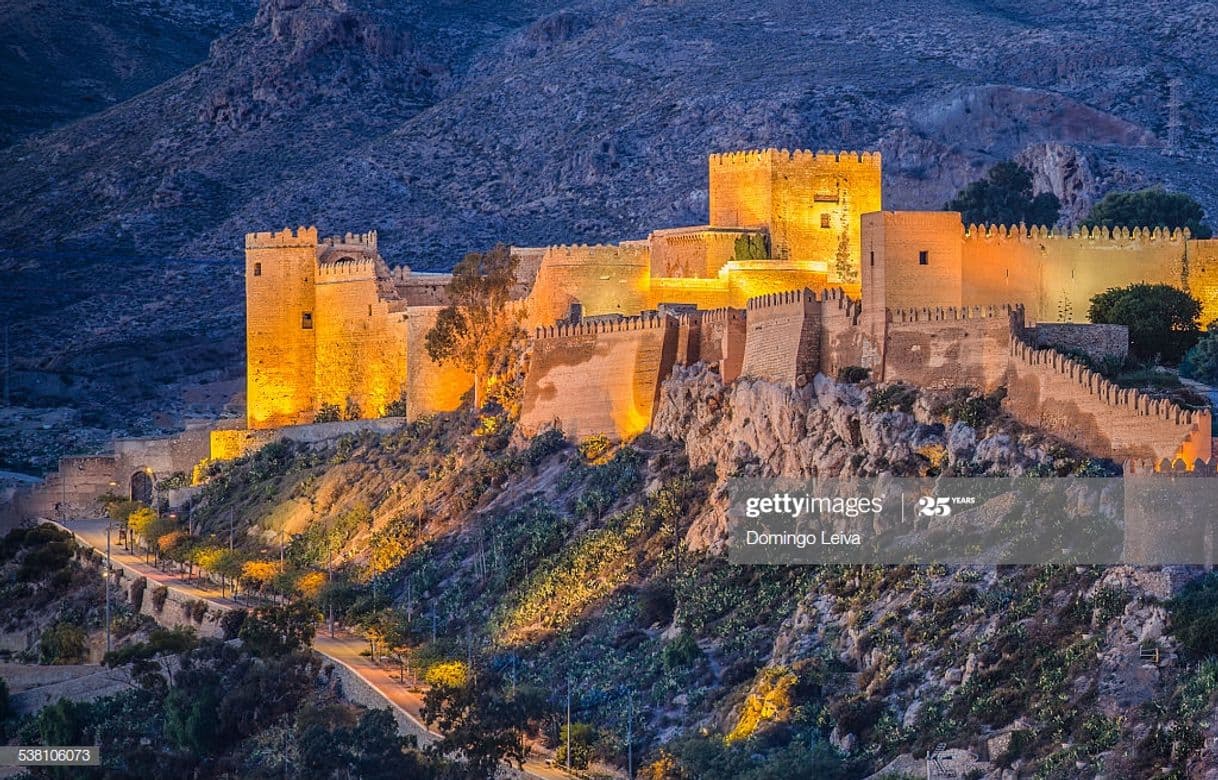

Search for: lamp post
xmin=104 ymin=521 xmax=112 ymax=654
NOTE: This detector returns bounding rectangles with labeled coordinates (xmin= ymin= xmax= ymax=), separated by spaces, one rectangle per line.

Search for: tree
xmin=946 ymin=161 xmax=1061 ymax=227
xmin=1181 ymin=333 xmax=1218 ymax=385
xmin=126 ymin=506 xmax=159 ymax=557
xmin=238 ymin=601 xmax=317 ymax=657
xmin=240 ymin=559 xmax=282 ymax=595
xmin=164 ymin=681 xmax=221 ymax=754
xmin=425 ymin=244 xmax=523 ymax=409
xmin=1089 ymin=283 xmax=1202 ymax=363
xmin=40 ymin=622 xmax=87 ymax=664
xmin=1084 ymin=187 xmax=1213 ymax=238
xmin=422 ymin=666 xmax=547 ymax=779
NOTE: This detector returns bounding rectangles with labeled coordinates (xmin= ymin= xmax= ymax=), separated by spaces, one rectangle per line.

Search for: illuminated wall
xmin=709 ymin=149 xmax=882 ymax=284
xmin=246 ymin=227 xmax=319 ymax=429
xmin=520 ymin=316 xmax=678 ymax=440
xmin=313 ymin=256 xmax=409 ymax=419
xmin=862 ymin=215 xmax=1218 ymax=327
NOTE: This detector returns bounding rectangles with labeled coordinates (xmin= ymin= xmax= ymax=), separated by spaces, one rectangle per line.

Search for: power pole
xmin=326 ymin=513 xmax=334 ymax=638
xmin=566 ymin=679 xmax=572 ymax=772
xmin=627 ymin=690 xmax=634 ymax=779
xmin=105 ymin=522 xmax=112 ymax=654
xmin=228 ymin=508 xmax=234 ymax=550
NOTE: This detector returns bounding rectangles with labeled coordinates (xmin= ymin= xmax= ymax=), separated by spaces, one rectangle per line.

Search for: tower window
xmin=253 ymin=262 xmax=262 ymax=277
xmin=820 ymin=214 xmax=832 ymax=229
xmin=301 ymin=312 xmax=313 ymax=329
xmin=869 ymin=251 xmax=875 ymax=267
xmin=918 ymin=250 xmax=929 ymax=265
xmin=368 ymin=305 xmax=373 ymax=316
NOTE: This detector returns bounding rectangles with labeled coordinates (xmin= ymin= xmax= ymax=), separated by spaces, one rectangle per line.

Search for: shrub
xmin=1089 ymin=283 xmax=1201 ymax=363
xmin=1169 ymin=573 xmax=1218 ymax=658
xmin=40 ymin=623 xmax=87 ymax=664
xmin=577 ymin=434 xmax=612 ymax=463
xmin=1180 ymin=333 xmax=1218 ymax=385
xmin=638 ymin=584 xmax=676 ymax=627
xmin=556 ymin=722 xmax=596 ymax=770
xmin=661 ymin=633 xmax=703 ymax=672
xmin=947 ymin=388 xmax=1007 ymax=428
xmin=383 ymin=399 xmax=408 ymax=417
xmin=837 ymin=366 xmax=870 ymax=384
xmin=130 ymin=576 xmax=147 ymax=612
xmin=314 ymin=403 xmax=341 ymax=424
xmin=221 ymin=608 xmax=248 ymax=640
xmin=151 ymin=585 xmax=169 ymax=613
xmin=525 ymin=428 xmax=567 ymax=466
xmin=867 ymin=383 xmax=918 ymax=413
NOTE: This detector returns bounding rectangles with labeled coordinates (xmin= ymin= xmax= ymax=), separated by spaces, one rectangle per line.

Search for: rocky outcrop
xmin=651 ymin=365 xmax=1069 ymax=551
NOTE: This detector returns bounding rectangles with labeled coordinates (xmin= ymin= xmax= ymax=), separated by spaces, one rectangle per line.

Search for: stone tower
xmin=707 ymin=149 xmax=882 ymax=286
xmin=245 ymin=227 xmax=319 ymax=429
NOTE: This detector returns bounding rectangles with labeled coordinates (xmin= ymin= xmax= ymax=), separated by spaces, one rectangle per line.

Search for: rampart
xmin=1005 ymin=340 xmax=1211 ymax=464
xmin=525 ymin=243 xmax=651 ymax=328
xmin=881 ymin=305 xmax=1022 ymax=391
xmin=520 ymin=314 xmax=678 ymax=440
xmin=740 ymin=289 xmax=821 ymax=384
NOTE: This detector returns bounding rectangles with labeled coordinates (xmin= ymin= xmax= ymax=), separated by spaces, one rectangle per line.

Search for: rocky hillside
xmin=173 ymin=371 xmax=1216 ymax=777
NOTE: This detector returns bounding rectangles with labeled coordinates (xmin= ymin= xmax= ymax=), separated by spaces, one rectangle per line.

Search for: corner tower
xmin=708 ymin=149 xmax=882 ymax=285
xmin=245 ymin=227 xmax=319 ymax=429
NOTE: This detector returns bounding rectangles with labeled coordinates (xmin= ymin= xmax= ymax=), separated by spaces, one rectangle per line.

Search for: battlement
xmin=1125 ymin=458 xmax=1218 ymax=475
xmin=746 ymin=288 xmax=816 ymax=310
xmin=322 ymin=230 xmax=378 ymax=250
xmin=540 ymin=243 xmax=649 ymax=265
xmin=963 ymin=223 xmax=1190 ymax=245
xmin=673 ymin=306 xmax=746 ymax=326
xmin=1009 ymin=339 xmax=1205 ymax=427
xmin=317 ymin=256 xmax=377 ymax=281
xmin=534 ymin=313 xmax=673 ymax=340
xmin=887 ymin=303 xmax=1022 ymax=324
xmin=709 ymin=148 xmax=881 ymax=168
xmin=246 ymin=226 xmax=319 ymax=249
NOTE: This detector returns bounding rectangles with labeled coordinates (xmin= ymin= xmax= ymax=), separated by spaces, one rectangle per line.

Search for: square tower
xmin=708 ymin=149 xmax=882 ymax=285
xmin=245 ymin=227 xmax=319 ymax=429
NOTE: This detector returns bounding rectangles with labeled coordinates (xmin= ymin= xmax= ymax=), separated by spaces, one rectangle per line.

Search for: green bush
xmin=947 ymin=388 xmax=1007 ymax=428
xmin=556 ymin=722 xmax=596 ymax=770
xmin=661 ymin=633 xmax=703 ymax=672
xmin=577 ymin=434 xmax=612 ymax=463
xmin=221 ymin=608 xmax=248 ymax=639
xmin=868 ymin=383 xmax=918 ymax=413
xmin=1180 ymin=333 xmax=1218 ymax=385
xmin=525 ymin=428 xmax=567 ymax=466
xmin=946 ymin=161 xmax=1061 ymax=227
xmin=40 ymin=622 xmax=87 ymax=664
xmin=1169 ymin=573 xmax=1218 ymax=658
xmin=1089 ymin=283 xmax=1201 ymax=363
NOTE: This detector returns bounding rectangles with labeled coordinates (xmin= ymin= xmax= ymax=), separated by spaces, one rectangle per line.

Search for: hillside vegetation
xmin=165 ymin=372 xmax=1218 ymax=777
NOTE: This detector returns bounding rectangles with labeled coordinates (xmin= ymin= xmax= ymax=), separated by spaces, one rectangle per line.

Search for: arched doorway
xmin=130 ymin=470 xmax=153 ymax=505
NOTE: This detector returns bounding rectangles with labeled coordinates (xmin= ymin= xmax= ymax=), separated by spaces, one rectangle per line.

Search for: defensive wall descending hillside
xmin=519 ymin=315 xmax=679 ymax=440
xmin=520 ymin=285 xmax=1208 ymax=466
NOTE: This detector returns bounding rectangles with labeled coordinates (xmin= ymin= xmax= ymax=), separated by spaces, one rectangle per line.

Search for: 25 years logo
xmin=916 ymin=495 xmax=977 ymax=518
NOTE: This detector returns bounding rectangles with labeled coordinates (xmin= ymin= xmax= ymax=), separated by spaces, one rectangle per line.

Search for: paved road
xmin=57 ymin=518 xmax=572 ymax=780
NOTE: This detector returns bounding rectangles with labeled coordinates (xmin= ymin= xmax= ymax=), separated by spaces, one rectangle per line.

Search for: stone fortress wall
xmin=519 ymin=315 xmax=679 ymax=440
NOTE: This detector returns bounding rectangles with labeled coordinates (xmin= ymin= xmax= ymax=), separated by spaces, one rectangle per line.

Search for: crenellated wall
xmin=1005 ymin=339 xmax=1211 ymax=464
xmin=881 ymin=305 xmax=1022 ymax=391
xmin=314 ymin=260 xmax=409 ymax=419
xmin=520 ymin=315 xmax=679 ymax=440
xmin=864 ymin=215 xmax=1218 ymax=326
xmin=740 ymin=289 xmax=821 ymax=384
xmin=525 ymin=243 xmax=652 ymax=328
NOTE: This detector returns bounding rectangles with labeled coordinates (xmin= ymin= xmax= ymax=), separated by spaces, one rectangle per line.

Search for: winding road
xmin=55 ymin=517 xmax=571 ymax=780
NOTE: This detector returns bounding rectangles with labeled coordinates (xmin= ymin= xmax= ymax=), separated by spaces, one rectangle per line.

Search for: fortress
xmin=6 ymin=147 xmax=1218 ymax=526
xmin=239 ymin=148 xmax=1217 ymax=468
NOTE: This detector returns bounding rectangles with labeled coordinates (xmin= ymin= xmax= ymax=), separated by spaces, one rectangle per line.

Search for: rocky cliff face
xmin=651 ymin=365 xmax=1098 ymax=552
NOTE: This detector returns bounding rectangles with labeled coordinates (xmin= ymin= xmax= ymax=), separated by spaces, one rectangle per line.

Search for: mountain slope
xmin=3 ymin=0 xmax=1218 ymax=264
